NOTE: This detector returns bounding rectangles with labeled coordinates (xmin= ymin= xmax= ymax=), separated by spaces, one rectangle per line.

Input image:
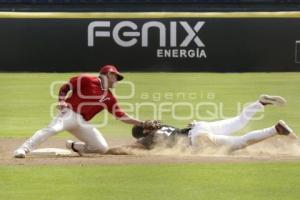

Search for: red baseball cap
xmin=99 ymin=65 xmax=124 ymax=81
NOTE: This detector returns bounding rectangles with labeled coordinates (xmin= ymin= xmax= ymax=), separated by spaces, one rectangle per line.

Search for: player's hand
xmin=56 ymin=101 xmax=68 ymax=110
xmin=142 ymin=120 xmax=161 ymax=130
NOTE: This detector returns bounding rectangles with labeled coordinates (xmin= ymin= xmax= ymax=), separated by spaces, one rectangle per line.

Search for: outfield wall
xmin=1 ymin=12 xmax=300 ymax=72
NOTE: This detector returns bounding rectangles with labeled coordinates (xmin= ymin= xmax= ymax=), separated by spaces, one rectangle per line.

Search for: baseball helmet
xmin=100 ymin=65 xmax=124 ymax=81
xmin=132 ymin=125 xmax=145 ymax=139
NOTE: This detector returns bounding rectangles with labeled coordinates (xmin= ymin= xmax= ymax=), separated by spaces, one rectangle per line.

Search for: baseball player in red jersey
xmin=14 ymin=65 xmax=147 ymax=158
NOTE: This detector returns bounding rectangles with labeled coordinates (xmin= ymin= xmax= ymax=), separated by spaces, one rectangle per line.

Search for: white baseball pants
xmin=189 ymin=101 xmax=277 ymax=151
xmin=18 ymin=108 xmax=108 ymax=153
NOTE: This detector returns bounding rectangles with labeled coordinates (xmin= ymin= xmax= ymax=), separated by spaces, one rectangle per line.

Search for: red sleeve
xmin=69 ymin=76 xmax=79 ymax=91
xmin=58 ymin=83 xmax=70 ymax=102
xmin=106 ymin=95 xmax=125 ymax=119
xmin=58 ymin=76 xmax=78 ymax=102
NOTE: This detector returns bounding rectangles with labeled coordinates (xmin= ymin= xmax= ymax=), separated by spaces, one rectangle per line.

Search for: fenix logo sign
xmin=88 ymin=20 xmax=207 ymax=59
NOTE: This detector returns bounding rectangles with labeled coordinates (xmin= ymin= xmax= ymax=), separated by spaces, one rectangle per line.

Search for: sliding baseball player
xmin=106 ymin=95 xmax=297 ymax=154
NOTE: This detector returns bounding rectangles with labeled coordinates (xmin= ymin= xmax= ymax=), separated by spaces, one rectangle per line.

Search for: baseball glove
xmin=142 ymin=120 xmax=161 ymax=130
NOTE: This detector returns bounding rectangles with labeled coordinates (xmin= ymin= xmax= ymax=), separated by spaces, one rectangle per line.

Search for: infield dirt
xmin=1 ymin=136 xmax=300 ymax=165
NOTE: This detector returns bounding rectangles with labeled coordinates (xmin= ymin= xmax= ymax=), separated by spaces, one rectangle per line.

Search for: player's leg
xmin=189 ymin=101 xmax=264 ymax=143
xmin=204 ymin=95 xmax=286 ymax=136
xmin=189 ymin=121 xmax=211 ymax=146
xmin=207 ymin=120 xmax=295 ymax=152
xmin=206 ymin=101 xmax=264 ymax=136
xmin=14 ymin=109 xmax=78 ymax=158
xmin=207 ymin=127 xmax=276 ymax=151
xmin=67 ymin=122 xmax=109 ymax=155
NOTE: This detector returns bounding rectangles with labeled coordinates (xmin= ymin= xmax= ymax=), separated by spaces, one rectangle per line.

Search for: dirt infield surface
xmin=1 ymin=137 xmax=300 ymax=165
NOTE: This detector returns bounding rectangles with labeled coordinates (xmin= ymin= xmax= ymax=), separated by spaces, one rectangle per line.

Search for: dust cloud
xmin=117 ymin=135 xmax=300 ymax=158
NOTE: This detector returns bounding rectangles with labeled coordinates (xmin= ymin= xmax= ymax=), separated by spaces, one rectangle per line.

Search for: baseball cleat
xmin=66 ymin=140 xmax=83 ymax=156
xmin=275 ymin=120 xmax=298 ymax=139
xmin=14 ymin=149 xmax=26 ymax=158
xmin=65 ymin=139 xmax=74 ymax=150
xmin=259 ymin=94 xmax=287 ymax=107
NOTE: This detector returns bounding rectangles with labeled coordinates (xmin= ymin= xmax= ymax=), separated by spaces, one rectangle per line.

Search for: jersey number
xmin=158 ymin=127 xmax=176 ymax=136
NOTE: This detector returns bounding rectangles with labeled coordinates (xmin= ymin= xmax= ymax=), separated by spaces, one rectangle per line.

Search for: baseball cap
xmin=100 ymin=65 xmax=124 ymax=81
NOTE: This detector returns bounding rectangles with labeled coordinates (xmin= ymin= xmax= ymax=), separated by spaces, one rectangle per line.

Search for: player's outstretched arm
xmin=119 ymin=115 xmax=162 ymax=131
xmin=118 ymin=113 xmax=145 ymax=127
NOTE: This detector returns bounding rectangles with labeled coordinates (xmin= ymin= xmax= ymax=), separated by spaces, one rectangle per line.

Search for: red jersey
xmin=64 ymin=75 xmax=125 ymax=121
